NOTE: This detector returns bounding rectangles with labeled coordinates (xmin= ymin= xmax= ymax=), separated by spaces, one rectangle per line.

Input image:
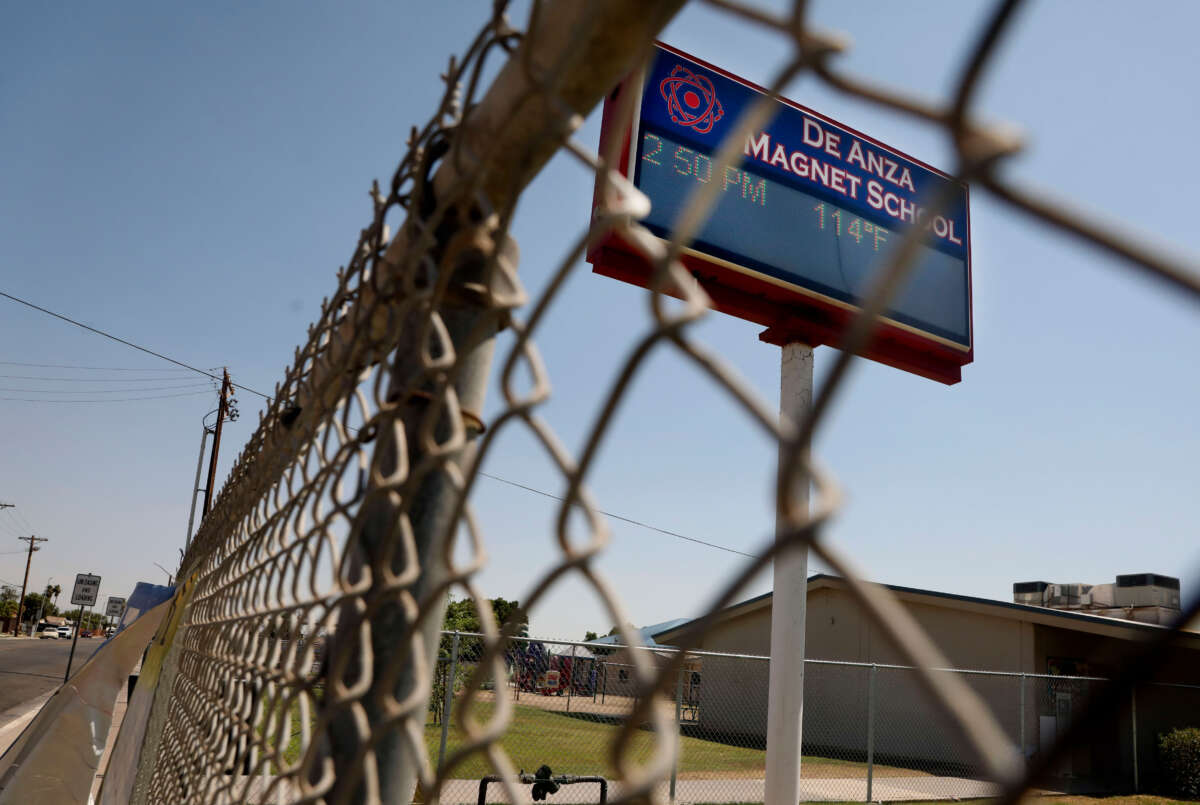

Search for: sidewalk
xmin=447 ymin=774 xmax=1003 ymax=803
xmin=0 ymin=667 xmax=130 ymax=802
xmin=89 ymin=678 xmax=129 ymax=801
xmin=0 ymin=690 xmax=55 ymax=754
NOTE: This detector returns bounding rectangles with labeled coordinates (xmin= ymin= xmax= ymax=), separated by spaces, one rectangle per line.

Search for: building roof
xmin=588 ymin=618 xmax=691 ymax=648
xmin=652 ymin=574 xmax=1200 ymax=647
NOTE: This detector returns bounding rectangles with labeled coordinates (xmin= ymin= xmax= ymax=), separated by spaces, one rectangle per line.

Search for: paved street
xmin=0 ymin=637 xmax=104 ymax=717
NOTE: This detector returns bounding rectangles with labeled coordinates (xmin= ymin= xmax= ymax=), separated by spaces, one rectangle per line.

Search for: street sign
xmin=105 ymin=596 xmax=126 ymax=619
xmin=70 ymin=573 xmax=101 ymax=607
xmin=589 ymin=43 xmax=973 ymax=384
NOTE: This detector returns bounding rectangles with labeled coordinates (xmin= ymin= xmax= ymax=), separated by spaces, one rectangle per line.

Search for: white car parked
xmin=36 ymin=623 xmax=59 ymax=639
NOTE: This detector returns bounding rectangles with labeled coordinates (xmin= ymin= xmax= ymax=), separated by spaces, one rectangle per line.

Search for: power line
xmin=339 ymin=425 xmax=753 ymax=559
xmin=0 ymin=375 xmax=210 ymax=383
xmin=0 ymin=513 xmax=21 ymax=538
xmin=0 ymin=390 xmax=215 ymax=403
xmin=0 ymin=383 xmax=213 ymax=394
xmin=0 ymin=290 xmax=272 ymax=401
xmin=5 ymin=508 xmax=33 ymax=535
xmin=0 ymin=360 xmax=196 ymax=372
xmin=476 ymin=471 xmax=758 ymax=559
xmin=14 ymin=511 xmax=35 ymax=533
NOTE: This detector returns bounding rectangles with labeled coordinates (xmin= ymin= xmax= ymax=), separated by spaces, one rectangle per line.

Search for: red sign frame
xmin=587 ymin=43 xmax=973 ymax=385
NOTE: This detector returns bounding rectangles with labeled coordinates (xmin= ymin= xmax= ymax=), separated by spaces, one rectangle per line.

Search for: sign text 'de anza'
xmin=588 ymin=43 xmax=972 ymax=384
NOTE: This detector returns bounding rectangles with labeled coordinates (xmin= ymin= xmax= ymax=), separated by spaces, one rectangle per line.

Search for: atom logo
xmin=659 ymin=65 xmax=723 ymax=134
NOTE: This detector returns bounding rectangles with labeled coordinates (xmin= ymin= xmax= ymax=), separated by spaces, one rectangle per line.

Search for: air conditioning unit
xmin=1013 ymin=581 xmax=1049 ymax=606
xmin=1115 ymin=574 xmax=1181 ymax=609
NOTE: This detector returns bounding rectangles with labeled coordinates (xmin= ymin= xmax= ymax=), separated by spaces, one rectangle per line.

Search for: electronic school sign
xmin=588 ymin=43 xmax=973 ymax=383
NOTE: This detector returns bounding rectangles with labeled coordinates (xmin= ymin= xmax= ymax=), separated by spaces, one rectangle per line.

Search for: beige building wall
xmin=664 ymin=580 xmax=1199 ymax=780
xmin=690 ymin=587 xmax=1037 ymax=671
xmin=683 ymin=585 xmax=1040 ymax=764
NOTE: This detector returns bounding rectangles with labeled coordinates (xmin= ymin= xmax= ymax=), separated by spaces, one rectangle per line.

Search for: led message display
xmin=590 ymin=44 xmax=974 ymax=381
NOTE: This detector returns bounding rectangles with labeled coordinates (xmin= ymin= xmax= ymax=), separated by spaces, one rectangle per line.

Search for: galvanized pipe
xmin=437 ymin=631 xmax=460 ymax=772
xmin=866 ymin=664 xmax=877 ymax=803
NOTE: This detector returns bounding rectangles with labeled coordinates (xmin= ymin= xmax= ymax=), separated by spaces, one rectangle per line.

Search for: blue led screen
xmin=634 ymin=46 xmax=971 ymax=348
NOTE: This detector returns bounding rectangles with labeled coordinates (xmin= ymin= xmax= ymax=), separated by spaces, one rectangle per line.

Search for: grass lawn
xmin=698 ymin=798 xmax=1195 ymax=805
xmin=429 ymin=700 xmax=913 ymax=780
xmin=1013 ymin=799 xmax=1197 ymax=805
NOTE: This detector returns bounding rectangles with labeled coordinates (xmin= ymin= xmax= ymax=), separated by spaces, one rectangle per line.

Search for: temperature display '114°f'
xmin=589 ymin=43 xmax=973 ymax=384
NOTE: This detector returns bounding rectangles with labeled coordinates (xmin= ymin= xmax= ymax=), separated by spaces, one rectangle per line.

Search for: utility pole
xmin=13 ymin=535 xmax=48 ymax=636
xmin=201 ymin=369 xmax=232 ymax=518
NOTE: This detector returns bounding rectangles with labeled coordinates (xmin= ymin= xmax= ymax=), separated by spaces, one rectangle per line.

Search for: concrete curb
xmin=0 ymin=690 xmax=55 ymax=755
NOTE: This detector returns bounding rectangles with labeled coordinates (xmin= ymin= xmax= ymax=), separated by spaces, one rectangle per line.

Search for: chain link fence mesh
xmin=425 ymin=635 xmax=1200 ymax=804
xmin=114 ymin=0 xmax=1200 ymax=803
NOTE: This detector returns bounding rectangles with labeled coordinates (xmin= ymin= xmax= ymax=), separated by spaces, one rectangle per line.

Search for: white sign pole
xmin=764 ymin=342 xmax=813 ymax=805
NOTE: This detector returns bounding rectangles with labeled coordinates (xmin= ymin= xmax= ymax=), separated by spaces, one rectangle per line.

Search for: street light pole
xmin=184 ymin=424 xmax=211 ymax=552
xmin=33 ymin=577 xmax=53 ymax=627
xmin=153 ymin=562 xmax=175 ymax=586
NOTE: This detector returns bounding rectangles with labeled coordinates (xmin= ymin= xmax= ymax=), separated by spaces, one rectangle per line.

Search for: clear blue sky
xmin=1 ymin=2 xmax=1196 ymax=641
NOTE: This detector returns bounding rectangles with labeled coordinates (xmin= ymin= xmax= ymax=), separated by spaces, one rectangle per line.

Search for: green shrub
xmin=1158 ymin=726 xmax=1200 ymax=798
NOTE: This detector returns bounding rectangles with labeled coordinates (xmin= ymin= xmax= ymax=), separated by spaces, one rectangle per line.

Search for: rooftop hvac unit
xmin=1046 ymin=583 xmax=1090 ymax=608
xmin=1013 ymin=581 xmax=1049 ymax=606
xmin=1114 ymin=574 xmax=1181 ymax=609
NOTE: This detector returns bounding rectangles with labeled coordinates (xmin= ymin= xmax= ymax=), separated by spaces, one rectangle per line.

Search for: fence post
xmin=566 ymin=645 xmax=574 ymax=713
xmin=1019 ymin=672 xmax=1026 ymax=768
xmin=866 ymin=664 xmax=877 ymax=803
xmin=1131 ymin=685 xmax=1138 ymax=793
xmin=670 ymin=666 xmax=683 ymax=805
xmin=313 ymin=5 xmax=689 ymax=801
xmin=438 ymin=631 xmax=460 ymax=772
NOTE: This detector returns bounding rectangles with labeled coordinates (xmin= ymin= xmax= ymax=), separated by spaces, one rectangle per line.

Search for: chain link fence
xmin=427 ymin=634 xmax=1200 ymax=803
xmin=109 ymin=0 xmax=1200 ymax=803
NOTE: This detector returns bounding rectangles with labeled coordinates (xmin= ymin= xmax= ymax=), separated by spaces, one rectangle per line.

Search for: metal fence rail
xmin=117 ymin=1 xmax=1200 ymax=804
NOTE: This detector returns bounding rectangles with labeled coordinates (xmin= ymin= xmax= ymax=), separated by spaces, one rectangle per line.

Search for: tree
xmin=441 ymin=595 xmax=529 ymax=642
xmin=437 ymin=595 xmax=531 ymax=692
xmin=582 ymin=625 xmax=622 ymax=656
xmin=489 ymin=598 xmax=529 ymax=638
xmin=431 ymin=595 xmax=529 ymax=725
xmin=21 ymin=593 xmax=46 ymax=623
xmin=0 ymin=587 xmax=16 ymax=620
xmin=23 ymin=590 xmax=58 ymax=620
xmin=38 ymin=585 xmax=60 ymax=618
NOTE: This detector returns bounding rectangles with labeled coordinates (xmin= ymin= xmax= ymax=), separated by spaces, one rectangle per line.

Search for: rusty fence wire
xmin=113 ymin=1 xmax=1200 ymax=804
